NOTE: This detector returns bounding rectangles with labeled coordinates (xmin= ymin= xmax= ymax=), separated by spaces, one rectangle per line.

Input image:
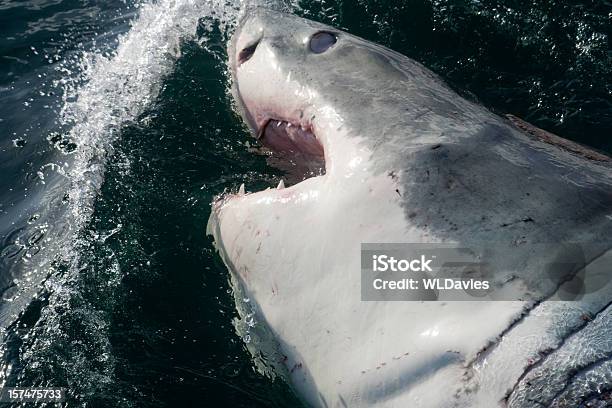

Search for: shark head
xmin=209 ymin=9 xmax=414 ymax=289
xmin=207 ymin=8 xmax=612 ymax=408
xmin=227 ymin=8 xmax=395 ymax=186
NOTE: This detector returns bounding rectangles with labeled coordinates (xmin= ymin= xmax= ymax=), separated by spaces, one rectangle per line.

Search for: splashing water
xmin=0 ymin=0 xmax=300 ymax=405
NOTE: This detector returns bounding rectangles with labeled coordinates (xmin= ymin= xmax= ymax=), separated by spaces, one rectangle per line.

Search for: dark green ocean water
xmin=0 ymin=0 xmax=610 ymax=406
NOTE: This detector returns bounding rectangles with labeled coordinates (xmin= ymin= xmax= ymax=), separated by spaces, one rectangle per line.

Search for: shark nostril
xmin=238 ymin=39 xmax=260 ymax=65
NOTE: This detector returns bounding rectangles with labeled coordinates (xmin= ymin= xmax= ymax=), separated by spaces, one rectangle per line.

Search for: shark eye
xmin=238 ymin=39 xmax=260 ymax=65
xmin=310 ymin=31 xmax=337 ymax=53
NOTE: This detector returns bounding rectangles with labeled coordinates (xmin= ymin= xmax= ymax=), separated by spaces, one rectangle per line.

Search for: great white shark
xmin=207 ymin=8 xmax=612 ymax=407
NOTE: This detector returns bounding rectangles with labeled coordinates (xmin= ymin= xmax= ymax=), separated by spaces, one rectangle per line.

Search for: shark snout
xmin=231 ymin=8 xmax=271 ymax=70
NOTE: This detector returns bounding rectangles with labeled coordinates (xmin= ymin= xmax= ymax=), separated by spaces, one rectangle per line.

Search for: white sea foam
xmin=63 ymin=0 xmax=240 ymax=235
xmin=60 ymin=0 xmax=299 ymax=245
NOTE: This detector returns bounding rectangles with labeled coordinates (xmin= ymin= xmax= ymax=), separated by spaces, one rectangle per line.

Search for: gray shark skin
xmin=208 ymin=8 xmax=612 ymax=408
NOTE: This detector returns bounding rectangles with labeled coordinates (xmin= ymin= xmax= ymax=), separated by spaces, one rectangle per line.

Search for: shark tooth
xmin=277 ymin=179 xmax=285 ymax=189
xmin=238 ymin=183 xmax=245 ymax=195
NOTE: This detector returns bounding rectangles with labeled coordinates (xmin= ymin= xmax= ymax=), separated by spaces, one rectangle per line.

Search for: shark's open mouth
xmin=227 ymin=15 xmax=329 ymax=197
xmin=255 ymin=118 xmax=326 ymax=185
